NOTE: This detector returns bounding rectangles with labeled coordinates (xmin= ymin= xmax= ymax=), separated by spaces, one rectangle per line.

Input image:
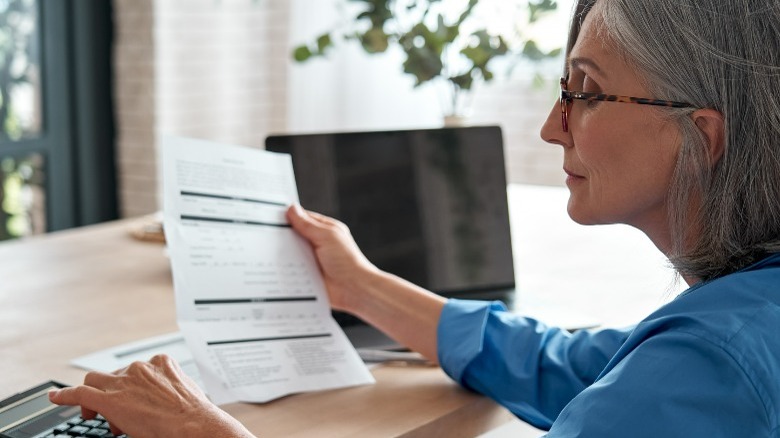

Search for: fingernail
xmin=48 ymin=389 xmax=59 ymax=400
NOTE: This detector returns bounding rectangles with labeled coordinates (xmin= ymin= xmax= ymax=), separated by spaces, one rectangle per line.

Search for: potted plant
xmin=292 ymin=0 xmax=561 ymax=124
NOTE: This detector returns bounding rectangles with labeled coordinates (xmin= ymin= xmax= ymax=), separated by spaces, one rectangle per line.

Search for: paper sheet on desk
xmin=71 ymin=332 xmax=205 ymax=388
xmin=162 ymin=136 xmax=374 ymax=405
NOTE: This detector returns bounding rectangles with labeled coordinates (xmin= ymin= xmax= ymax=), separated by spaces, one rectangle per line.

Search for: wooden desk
xmin=0 ymin=219 xmax=514 ymax=437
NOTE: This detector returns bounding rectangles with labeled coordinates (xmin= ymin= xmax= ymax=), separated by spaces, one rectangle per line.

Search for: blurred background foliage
xmin=0 ymin=154 xmax=44 ymax=240
xmin=1 ymin=0 xmax=43 ymax=241
xmin=1 ymin=0 xmax=38 ymax=142
xmin=293 ymin=0 xmax=560 ymax=116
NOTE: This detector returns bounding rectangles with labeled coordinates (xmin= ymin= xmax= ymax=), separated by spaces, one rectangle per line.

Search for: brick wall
xmin=113 ymin=0 xmax=290 ymax=217
xmin=113 ymin=0 xmax=157 ymax=217
xmin=155 ymin=0 xmax=289 ymax=148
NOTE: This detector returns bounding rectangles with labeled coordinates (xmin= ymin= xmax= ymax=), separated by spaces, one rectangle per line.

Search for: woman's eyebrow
xmin=567 ymin=56 xmax=606 ymax=78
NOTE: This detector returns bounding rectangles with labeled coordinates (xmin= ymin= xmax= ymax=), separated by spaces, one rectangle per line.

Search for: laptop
xmin=266 ymin=126 xmax=519 ymax=349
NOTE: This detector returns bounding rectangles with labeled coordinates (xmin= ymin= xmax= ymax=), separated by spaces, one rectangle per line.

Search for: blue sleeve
xmin=547 ymin=331 xmax=772 ymax=437
xmin=437 ymin=299 xmax=632 ymax=430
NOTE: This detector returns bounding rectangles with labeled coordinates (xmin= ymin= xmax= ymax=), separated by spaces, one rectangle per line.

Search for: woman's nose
xmin=540 ymin=101 xmax=569 ymax=148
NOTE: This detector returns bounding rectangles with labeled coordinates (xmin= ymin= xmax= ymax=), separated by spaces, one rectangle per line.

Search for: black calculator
xmin=0 ymin=381 xmax=126 ymax=438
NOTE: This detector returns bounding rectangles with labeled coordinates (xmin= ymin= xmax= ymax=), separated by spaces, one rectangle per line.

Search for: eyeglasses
xmin=559 ymin=77 xmax=696 ymax=132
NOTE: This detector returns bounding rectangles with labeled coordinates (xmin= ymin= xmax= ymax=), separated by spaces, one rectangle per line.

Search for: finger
xmin=290 ymin=205 xmax=344 ymax=232
xmin=49 ymin=386 xmax=106 ymax=411
xmin=111 ymin=363 xmax=130 ymax=376
xmin=286 ymin=203 xmax=309 ymax=223
xmin=150 ymin=355 xmax=208 ymax=397
xmin=51 ymin=387 xmax=123 ymax=434
xmin=149 ymin=354 xmax=186 ymax=379
xmin=149 ymin=353 xmax=177 ymax=369
xmin=286 ymin=204 xmax=321 ymax=239
xmin=108 ymin=423 xmax=124 ymax=436
xmin=81 ymin=406 xmax=99 ymax=421
xmin=305 ymin=209 xmax=337 ymax=225
xmin=308 ymin=213 xmax=347 ymax=233
xmin=84 ymin=371 xmax=119 ymax=390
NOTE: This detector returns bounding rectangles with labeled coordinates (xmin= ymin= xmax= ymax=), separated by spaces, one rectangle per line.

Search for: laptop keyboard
xmin=43 ymin=414 xmax=126 ymax=438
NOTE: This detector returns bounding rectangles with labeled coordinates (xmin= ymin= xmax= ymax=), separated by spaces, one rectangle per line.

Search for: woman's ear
xmin=692 ymin=108 xmax=725 ymax=166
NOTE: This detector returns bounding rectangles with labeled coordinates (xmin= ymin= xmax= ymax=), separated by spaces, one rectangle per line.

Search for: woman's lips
xmin=564 ymin=168 xmax=585 ymax=184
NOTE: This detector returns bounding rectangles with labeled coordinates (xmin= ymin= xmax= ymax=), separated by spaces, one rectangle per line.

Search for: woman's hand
xmin=287 ymin=205 xmax=445 ymax=361
xmin=48 ymin=354 xmax=254 ymax=438
xmin=286 ymin=204 xmax=379 ymax=312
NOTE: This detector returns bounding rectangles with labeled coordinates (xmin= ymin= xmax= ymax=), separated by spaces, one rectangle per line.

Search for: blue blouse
xmin=437 ymin=253 xmax=780 ymax=437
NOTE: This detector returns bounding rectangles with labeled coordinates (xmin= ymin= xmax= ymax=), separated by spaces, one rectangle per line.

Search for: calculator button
xmin=53 ymin=424 xmax=71 ymax=433
xmin=81 ymin=420 xmax=103 ymax=428
xmin=68 ymin=425 xmax=90 ymax=435
xmin=85 ymin=428 xmax=111 ymax=437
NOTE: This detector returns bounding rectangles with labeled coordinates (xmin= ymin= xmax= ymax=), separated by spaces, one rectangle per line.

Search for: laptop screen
xmin=265 ymin=126 xmax=515 ymax=298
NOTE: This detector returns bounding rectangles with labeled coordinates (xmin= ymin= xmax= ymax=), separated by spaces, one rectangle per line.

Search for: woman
xmin=50 ymin=0 xmax=780 ymax=436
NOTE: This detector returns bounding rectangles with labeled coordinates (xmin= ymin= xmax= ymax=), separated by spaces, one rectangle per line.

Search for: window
xmin=0 ymin=0 xmax=117 ymax=241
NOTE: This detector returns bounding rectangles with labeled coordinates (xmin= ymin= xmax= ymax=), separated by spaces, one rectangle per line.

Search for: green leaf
xmin=316 ymin=34 xmax=333 ymax=53
xmin=292 ymin=45 xmax=313 ymax=62
xmin=521 ymin=40 xmax=561 ymax=61
xmin=360 ymin=27 xmax=390 ymax=53
xmin=400 ymin=22 xmax=446 ymax=56
xmin=352 ymin=0 xmax=393 ymax=28
xmin=450 ymin=72 xmax=474 ymax=90
xmin=521 ymin=40 xmax=546 ymax=61
xmin=434 ymin=14 xmax=458 ymax=44
xmin=529 ymin=0 xmax=558 ymax=23
xmin=402 ymin=46 xmax=443 ymax=86
xmin=461 ymin=30 xmax=508 ymax=70
xmin=461 ymin=44 xmax=489 ymax=67
xmin=456 ymin=0 xmax=479 ymax=26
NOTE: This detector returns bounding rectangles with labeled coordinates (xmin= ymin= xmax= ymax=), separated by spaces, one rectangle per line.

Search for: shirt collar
xmin=676 ymin=252 xmax=780 ymax=300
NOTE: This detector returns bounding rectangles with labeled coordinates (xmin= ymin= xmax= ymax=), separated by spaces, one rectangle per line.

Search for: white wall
xmin=287 ymin=0 xmax=442 ymax=133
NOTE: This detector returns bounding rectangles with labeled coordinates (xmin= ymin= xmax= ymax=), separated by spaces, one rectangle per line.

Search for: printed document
xmin=162 ymin=137 xmax=374 ymax=405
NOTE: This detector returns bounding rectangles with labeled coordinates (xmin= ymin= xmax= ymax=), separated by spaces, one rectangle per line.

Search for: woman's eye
xmin=582 ymin=75 xmax=600 ymax=93
xmin=581 ymin=75 xmax=601 ymax=108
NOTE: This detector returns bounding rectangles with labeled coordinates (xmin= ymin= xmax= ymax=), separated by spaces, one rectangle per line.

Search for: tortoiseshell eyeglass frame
xmin=559 ymin=77 xmax=696 ymax=132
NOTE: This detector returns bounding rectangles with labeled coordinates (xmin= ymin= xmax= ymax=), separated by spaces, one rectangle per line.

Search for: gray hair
xmin=566 ymin=0 xmax=780 ymax=281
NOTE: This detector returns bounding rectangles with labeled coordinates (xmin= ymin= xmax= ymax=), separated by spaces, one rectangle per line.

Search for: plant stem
xmin=451 ymin=81 xmax=459 ymax=116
